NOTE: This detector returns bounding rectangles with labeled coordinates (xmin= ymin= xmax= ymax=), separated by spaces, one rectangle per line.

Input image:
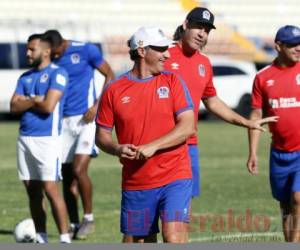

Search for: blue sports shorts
xmin=120 ymin=179 xmax=192 ymax=236
xmin=270 ymin=148 xmax=300 ymax=202
xmin=188 ymin=145 xmax=200 ymax=197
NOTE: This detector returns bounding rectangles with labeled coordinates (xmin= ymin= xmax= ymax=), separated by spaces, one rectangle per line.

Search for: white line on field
xmin=189 ymin=232 xmax=283 ymax=242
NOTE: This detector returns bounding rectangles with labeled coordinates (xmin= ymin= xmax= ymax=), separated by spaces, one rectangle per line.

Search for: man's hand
xmin=33 ymin=95 xmax=44 ymax=103
xmin=135 ymin=144 xmax=158 ymax=160
xmin=247 ymin=116 xmax=279 ymax=132
xmin=83 ymin=105 xmax=97 ymax=123
xmin=247 ymin=154 xmax=258 ymax=175
xmin=116 ymin=144 xmax=137 ymax=160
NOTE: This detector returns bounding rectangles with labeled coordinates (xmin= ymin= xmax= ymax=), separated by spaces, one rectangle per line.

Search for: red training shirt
xmin=252 ymin=62 xmax=300 ymax=151
xmin=164 ymin=43 xmax=217 ymax=145
xmin=96 ymin=71 xmax=193 ymax=190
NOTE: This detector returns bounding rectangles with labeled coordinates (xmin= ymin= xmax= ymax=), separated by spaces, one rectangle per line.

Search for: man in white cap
xmin=247 ymin=25 xmax=300 ymax=242
xmin=95 ymin=26 xmax=195 ymax=243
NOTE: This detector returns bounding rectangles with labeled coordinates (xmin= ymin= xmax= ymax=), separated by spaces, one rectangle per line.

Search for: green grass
xmin=0 ymin=121 xmax=284 ymax=243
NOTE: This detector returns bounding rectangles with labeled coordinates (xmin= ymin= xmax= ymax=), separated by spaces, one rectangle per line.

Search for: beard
xmin=28 ymin=56 xmax=42 ymax=68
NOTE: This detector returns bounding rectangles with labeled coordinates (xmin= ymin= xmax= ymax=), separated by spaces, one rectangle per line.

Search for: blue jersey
xmin=54 ymin=41 xmax=104 ymax=116
xmin=15 ymin=63 xmax=68 ymax=136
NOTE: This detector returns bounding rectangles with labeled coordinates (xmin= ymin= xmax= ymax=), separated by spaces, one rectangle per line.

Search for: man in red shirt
xmin=247 ymin=25 xmax=300 ymax=242
xmin=165 ymin=7 xmax=277 ymax=198
xmin=96 ymin=26 xmax=195 ymax=243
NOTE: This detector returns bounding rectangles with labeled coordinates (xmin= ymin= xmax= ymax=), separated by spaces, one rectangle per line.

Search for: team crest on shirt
xmin=269 ymin=98 xmax=279 ymax=109
xmin=71 ymin=53 xmax=80 ymax=64
xmin=296 ymin=74 xmax=300 ymax=85
xmin=198 ymin=64 xmax=205 ymax=77
xmin=157 ymin=86 xmax=169 ymax=99
xmin=40 ymin=73 xmax=49 ymax=83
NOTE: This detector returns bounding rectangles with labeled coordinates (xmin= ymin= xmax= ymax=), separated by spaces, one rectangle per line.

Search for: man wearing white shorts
xmin=43 ymin=30 xmax=115 ymax=239
xmin=10 ymin=33 xmax=71 ymax=243
xmin=61 ymin=115 xmax=97 ymax=164
xmin=17 ymin=136 xmax=62 ymax=181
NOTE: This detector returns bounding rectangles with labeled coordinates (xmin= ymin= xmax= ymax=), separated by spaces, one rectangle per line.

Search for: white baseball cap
xmin=128 ymin=26 xmax=173 ymax=50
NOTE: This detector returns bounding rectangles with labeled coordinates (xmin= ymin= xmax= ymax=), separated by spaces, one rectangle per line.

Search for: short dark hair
xmin=173 ymin=25 xmax=184 ymax=41
xmin=27 ymin=33 xmax=42 ymax=42
xmin=128 ymin=47 xmax=152 ymax=61
xmin=40 ymin=34 xmax=53 ymax=48
xmin=27 ymin=33 xmax=51 ymax=48
xmin=127 ymin=39 xmax=140 ymax=61
xmin=43 ymin=29 xmax=63 ymax=48
xmin=127 ymin=39 xmax=152 ymax=61
xmin=128 ymin=49 xmax=140 ymax=61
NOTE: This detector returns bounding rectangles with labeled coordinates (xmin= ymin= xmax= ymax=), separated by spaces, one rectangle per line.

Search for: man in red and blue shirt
xmin=96 ymin=26 xmax=195 ymax=243
xmin=247 ymin=25 xmax=300 ymax=242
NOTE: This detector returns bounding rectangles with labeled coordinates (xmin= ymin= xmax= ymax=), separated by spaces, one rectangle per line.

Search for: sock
xmin=83 ymin=213 xmax=94 ymax=222
xmin=60 ymin=233 xmax=71 ymax=243
xmin=70 ymin=223 xmax=80 ymax=230
xmin=36 ymin=232 xmax=48 ymax=243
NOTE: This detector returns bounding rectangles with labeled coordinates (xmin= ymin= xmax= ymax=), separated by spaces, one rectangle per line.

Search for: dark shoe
xmin=68 ymin=226 xmax=79 ymax=240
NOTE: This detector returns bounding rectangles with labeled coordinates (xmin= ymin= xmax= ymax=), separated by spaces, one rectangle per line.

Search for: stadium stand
xmin=0 ymin=0 xmax=299 ymax=74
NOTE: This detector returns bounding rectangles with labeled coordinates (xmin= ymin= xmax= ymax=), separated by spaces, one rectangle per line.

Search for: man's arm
xmin=96 ymin=60 xmax=115 ymax=87
xmin=247 ymin=109 xmax=263 ymax=174
xmin=203 ymin=96 xmax=278 ymax=131
xmin=135 ymin=110 xmax=195 ymax=160
xmin=10 ymin=89 xmax=62 ymax=114
xmin=10 ymin=94 xmax=34 ymax=114
xmin=95 ymin=126 xmax=137 ymax=160
xmin=83 ymin=60 xmax=115 ymax=123
xmin=32 ymin=89 xmax=63 ymax=114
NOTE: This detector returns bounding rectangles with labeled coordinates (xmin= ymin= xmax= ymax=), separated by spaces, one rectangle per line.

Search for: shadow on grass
xmin=0 ymin=229 xmax=13 ymax=235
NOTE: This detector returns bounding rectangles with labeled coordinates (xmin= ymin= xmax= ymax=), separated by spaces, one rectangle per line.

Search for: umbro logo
xmin=121 ymin=96 xmax=130 ymax=104
xmin=171 ymin=62 xmax=179 ymax=70
xmin=26 ymin=78 xmax=32 ymax=84
xmin=266 ymin=79 xmax=274 ymax=87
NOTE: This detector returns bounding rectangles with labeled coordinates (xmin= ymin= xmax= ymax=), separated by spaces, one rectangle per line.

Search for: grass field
xmin=0 ymin=121 xmax=284 ymax=243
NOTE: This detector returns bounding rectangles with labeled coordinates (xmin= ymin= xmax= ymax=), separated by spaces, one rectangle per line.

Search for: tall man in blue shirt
xmin=44 ymin=30 xmax=115 ymax=239
xmin=10 ymin=34 xmax=71 ymax=243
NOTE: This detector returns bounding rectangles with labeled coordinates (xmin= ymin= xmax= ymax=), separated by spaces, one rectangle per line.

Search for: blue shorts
xmin=120 ymin=179 xmax=192 ymax=236
xmin=270 ymin=148 xmax=300 ymax=202
xmin=188 ymin=145 xmax=200 ymax=197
